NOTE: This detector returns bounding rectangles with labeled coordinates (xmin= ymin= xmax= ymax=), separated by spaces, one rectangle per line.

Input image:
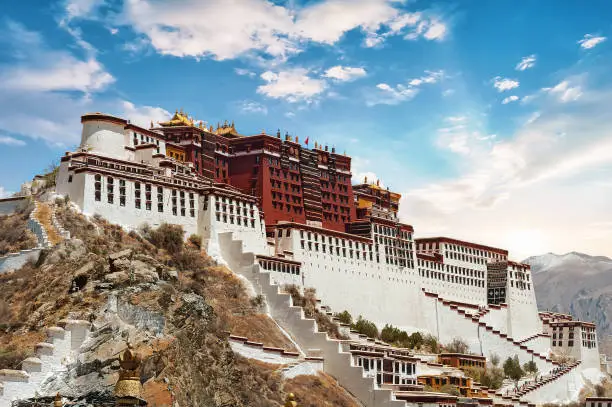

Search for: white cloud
xmin=240 ymin=101 xmax=268 ymax=115
xmin=543 ymin=80 xmax=583 ymax=103
xmin=0 ymin=186 xmax=13 ymax=199
xmin=516 ymin=54 xmax=536 ymax=71
xmin=1 ymin=57 xmax=114 ymax=93
xmin=64 ymin=0 xmax=105 ymax=20
xmin=323 ymin=66 xmax=367 ymax=82
xmin=578 ymin=34 xmax=607 ymax=49
xmin=235 ymin=68 xmax=256 ymax=78
xmin=502 ymin=95 xmax=519 ymax=104
xmin=257 ymin=68 xmax=327 ymax=103
xmin=121 ymin=101 xmax=171 ymax=128
xmin=0 ymin=21 xmax=114 ymax=94
xmin=0 ymin=135 xmax=26 ymax=146
xmin=423 ymin=20 xmax=447 ymax=40
xmin=435 ymin=116 xmax=492 ymax=156
xmin=367 ymin=70 xmax=444 ymax=106
xmin=493 ymin=76 xmax=520 ymax=92
xmin=442 ymin=89 xmax=455 ymax=97
xmin=402 ymin=82 xmax=612 ymax=259
xmin=114 ymin=0 xmax=447 ymax=61
xmin=0 ymin=22 xmax=166 ymax=147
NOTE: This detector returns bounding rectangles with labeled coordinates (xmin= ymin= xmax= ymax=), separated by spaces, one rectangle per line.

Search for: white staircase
xmin=0 ymin=320 xmax=90 ymax=405
xmin=218 ymin=232 xmax=406 ymax=407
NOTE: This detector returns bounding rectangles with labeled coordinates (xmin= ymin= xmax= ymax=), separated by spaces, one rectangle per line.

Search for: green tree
xmin=423 ymin=334 xmax=440 ymax=353
xmin=352 ymin=316 xmax=378 ymax=338
xmin=445 ymin=337 xmax=470 ymax=354
xmin=490 ymin=353 xmax=500 ymax=367
xmin=480 ymin=366 xmax=504 ymax=389
xmin=503 ymin=355 xmax=524 ymax=384
xmin=335 ymin=310 xmax=352 ymax=325
xmin=407 ymin=332 xmax=424 ymax=349
xmin=523 ymin=360 xmax=538 ymax=375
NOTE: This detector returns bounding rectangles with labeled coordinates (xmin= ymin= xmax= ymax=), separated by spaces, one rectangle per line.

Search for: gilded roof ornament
xmin=54 ymin=393 xmax=63 ymax=407
xmin=115 ymin=342 xmax=146 ymax=405
xmin=284 ymin=393 xmax=298 ymax=407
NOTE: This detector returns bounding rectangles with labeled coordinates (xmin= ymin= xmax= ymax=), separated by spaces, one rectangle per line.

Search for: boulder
xmin=111 ymin=258 xmax=131 ymax=273
xmin=108 ymin=249 xmax=132 ymax=262
xmin=104 ymin=271 xmax=129 ymax=285
xmin=160 ymin=269 xmax=179 ymax=281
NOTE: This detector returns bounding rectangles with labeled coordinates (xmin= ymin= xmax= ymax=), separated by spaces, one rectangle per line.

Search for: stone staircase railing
xmin=423 ymin=291 xmax=557 ymax=373
xmin=509 ymin=361 xmax=581 ymax=399
xmin=218 ymin=232 xmax=406 ymax=407
xmin=29 ymin=202 xmax=49 ymax=248
xmin=50 ymin=204 xmax=70 ymax=240
xmin=0 ymin=320 xmax=91 ymax=405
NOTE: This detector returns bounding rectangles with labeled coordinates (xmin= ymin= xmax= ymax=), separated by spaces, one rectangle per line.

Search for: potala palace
xmin=49 ymin=110 xmax=608 ymax=406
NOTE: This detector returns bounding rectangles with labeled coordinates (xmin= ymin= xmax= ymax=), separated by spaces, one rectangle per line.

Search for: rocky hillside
xmin=525 ymin=252 xmax=612 ymax=352
xmin=0 ymin=199 xmax=360 ymax=407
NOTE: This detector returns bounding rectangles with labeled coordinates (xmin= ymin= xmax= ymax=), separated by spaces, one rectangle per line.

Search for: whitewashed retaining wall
xmin=218 ymin=232 xmax=405 ymax=407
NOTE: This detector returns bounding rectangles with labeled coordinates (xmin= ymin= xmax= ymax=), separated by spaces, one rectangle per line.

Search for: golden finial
xmin=175 ymin=109 xmax=178 ymax=114
xmin=231 ymin=120 xmax=235 ymax=129
xmin=376 ymin=179 xmax=380 ymax=187
xmin=295 ymin=135 xmax=299 ymax=143
xmin=180 ymin=107 xmax=184 ymax=115
xmin=285 ymin=393 xmax=298 ymax=407
xmin=364 ymin=176 xmax=368 ymax=184
xmin=209 ymin=125 xmax=213 ymax=132
xmin=54 ymin=393 xmax=63 ymax=407
xmin=115 ymin=342 xmax=145 ymax=406
xmin=224 ymin=120 xmax=228 ymax=127
xmin=261 ymin=129 xmax=266 ymax=135
xmin=314 ymin=141 xmax=318 ymax=149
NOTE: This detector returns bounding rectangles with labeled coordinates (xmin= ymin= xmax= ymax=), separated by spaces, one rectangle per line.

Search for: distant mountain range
xmin=524 ymin=252 xmax=612 ymax=353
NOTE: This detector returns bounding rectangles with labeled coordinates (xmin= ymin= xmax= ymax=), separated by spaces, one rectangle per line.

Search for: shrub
xmin=490 ymin=353 xmax=500 ymax=367
xmin=480 ymin=366 xmax=504 ymax=389
xmin=188 ymin=234 xmax=202 ymax=249
xmin=523 ymin=360 xmax=538 ymax=374
xmin=423 ymin=334 xmax=441 ymax=353
xmin=335 ymin=310 xmax=352 ymax=325
xmin=352 ymin=316 xmax=378 ymax=339
xmin=146 ymin=223 xmax=184 ymax=253
xmin=445 ymin=337 xmax=470 ymax=354
xmin=439 ymin=384 xmax=461 ymax=396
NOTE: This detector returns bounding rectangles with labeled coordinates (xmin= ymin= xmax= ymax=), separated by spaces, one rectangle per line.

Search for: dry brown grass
xmin=284 ymin=372 xmax=362 ymax=407
xmin=0 ymin=202 xmax=37 ymax=255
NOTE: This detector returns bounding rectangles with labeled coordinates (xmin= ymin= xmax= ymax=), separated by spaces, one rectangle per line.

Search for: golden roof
xmin=215 ymin=120 xmax=242 ymax=137
xmin=158 ymin=108 xmax=195 ymax=127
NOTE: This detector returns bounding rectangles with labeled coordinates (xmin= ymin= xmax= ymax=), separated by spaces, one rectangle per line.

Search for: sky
xmin=0 ymin=0 xmax=611 ymax=260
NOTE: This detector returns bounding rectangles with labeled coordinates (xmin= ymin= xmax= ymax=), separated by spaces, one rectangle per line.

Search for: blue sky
xmin=1 ymin=0 xmax=612 ymax=259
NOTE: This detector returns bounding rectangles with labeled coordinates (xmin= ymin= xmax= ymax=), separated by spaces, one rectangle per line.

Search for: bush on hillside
xmin=188 ymin=234 xmax=202 ymax=249
xmin=464 ymin=365 xmax=504 ymax=390
xmin=0 ymin=199 xmax=37 ymax=255
xmin=444 ymin=337 xmax=470 ymax=354
xmin=145 ymin=223 xmax=184 ymax=253
xmin=352 ymin=316 xmax=378 ymax=339
xmin=335 ymin=310 xmax=353 ymax=325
